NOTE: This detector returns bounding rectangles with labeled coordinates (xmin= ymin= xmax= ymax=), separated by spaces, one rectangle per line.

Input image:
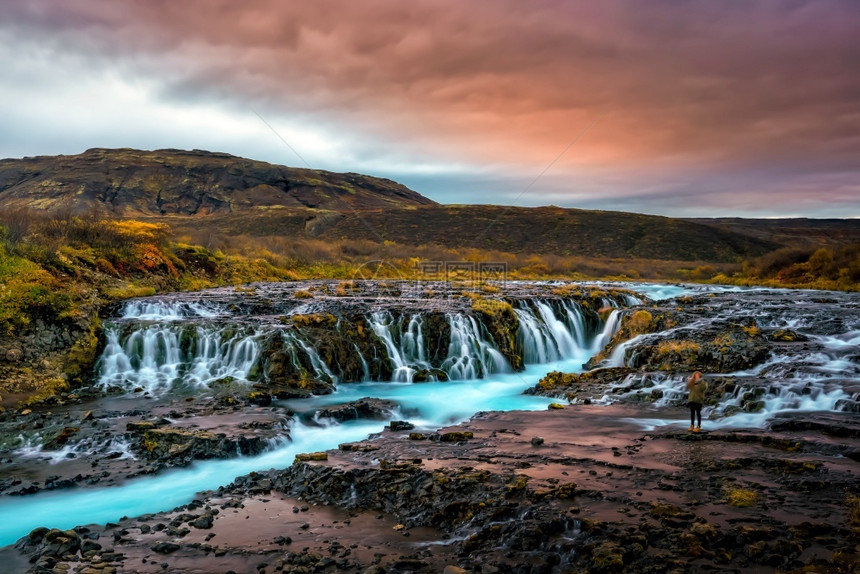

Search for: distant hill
xmin=685 ymin=217 xmax=860 ymax=248
xmin=0 ymin=148 xmax=436 ymax=214
xmin=191 ymin=205 xmax=777 ymax=262
xmin=0 ymin=147 xmax=824 ymax=262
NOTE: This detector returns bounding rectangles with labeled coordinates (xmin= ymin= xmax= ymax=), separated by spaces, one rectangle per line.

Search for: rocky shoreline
xmin=3 ymin=403 xmax=858 ymax=573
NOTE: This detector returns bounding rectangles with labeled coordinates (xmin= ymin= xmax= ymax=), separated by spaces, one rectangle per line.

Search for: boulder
xmin=314 ymin=398 xmax=400 ymax=423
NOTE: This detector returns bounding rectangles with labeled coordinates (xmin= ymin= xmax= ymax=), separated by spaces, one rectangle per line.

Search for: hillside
xmin=175 ymin=205 xmax=778 ymax=262
xmin=0 ymin=148 xmax=436 ymax=214
xmin=686 ymin=217 xmax=860 ymax=248
xmin=0 ymin=148 xmax=788 ymax=263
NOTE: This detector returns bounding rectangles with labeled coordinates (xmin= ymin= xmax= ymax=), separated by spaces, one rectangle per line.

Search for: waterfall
xmin=515 ymin=299 xmax=612 ymax=364
xmin=120 ymin=300 xmax=224 ymax=321
xmin=592 ymin=309 xmax=622 ymax=355
xmin=367 ymin=311 xmax=434 ymax=382
xmin=97 ymin=325 xmax=260 ymax=394
xmin=280 ymin=329 xmax=337 ymax=383
xmin=441 ymin=314 xmax=510 ymax=379
xmin=97 ymin=293 xmax=627 ymax=393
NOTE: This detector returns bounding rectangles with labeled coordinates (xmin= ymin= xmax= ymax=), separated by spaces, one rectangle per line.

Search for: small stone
xmin=531 ymin=437 xmax=544 ymax=446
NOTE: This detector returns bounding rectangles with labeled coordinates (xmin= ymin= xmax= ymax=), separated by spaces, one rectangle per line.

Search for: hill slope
xmin=0 ymin=148 xmax=436 ymax=214
xmin=0 ymin=148 xmax=784 ymax=262
xmin=191 ymin=205 xmax=778 ymax=262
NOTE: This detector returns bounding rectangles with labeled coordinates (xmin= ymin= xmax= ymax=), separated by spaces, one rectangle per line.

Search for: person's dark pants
xmin=689 ymin=401 xmax=703 ymax=426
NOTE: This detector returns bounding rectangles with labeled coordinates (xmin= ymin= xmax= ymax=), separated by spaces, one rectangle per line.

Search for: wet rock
xmin=138 ymin=427 xmax=266 ymax=464
xmin=771 ymin=329 xmax=806 ymax=342
xmin=388 ymin=421 xmax=415 ymax=431
xmin=338 ymin=442 xmax=380 ymax=452
xmin=16 ymin=528 xmax=81 ymax=558
xmin=526 ymin=368 xmax=634 ymax=400
xmin=246 ymin=391 xmax=272 ymax=406
xmin=191 ymin=512 xmax=215 ymax=529
xmin=315 ymin=398 xmax=400 ymax=423
xmin=43 ymin=427 xmax=80 ymax=449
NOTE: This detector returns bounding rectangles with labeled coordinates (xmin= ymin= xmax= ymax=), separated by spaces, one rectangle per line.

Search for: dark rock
xmin=315 ymin=398 xmax=400 ymax=423
xmin=43 ymin=427 xmax=80 ymax=449
xmin=388 ymin=420 xmax=415 ymax=431
xmin=151 ymin=541 xmax=180 ymax=554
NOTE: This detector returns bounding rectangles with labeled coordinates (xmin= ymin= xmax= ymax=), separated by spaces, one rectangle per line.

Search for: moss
xmin=537 ymin=370 xmax=580 ymax=390
xmin=505 ymin=474 xmax=529 ymax=494
xmin=551 ymin=284 xmax=584 ymax=297
xmin=290 ymin=313 xmax=337 ymax=327
xmin=21 ymin=377 xmax=70 ymax=407
xmin=742 ymin=324 xmax=761 ymax=337
xmin=656 ymin=340 xmax=700 ymax=355
xmin=725 ymin=487 xmax=758 ymax=507
xmin=294 ymin=289 xmax=313 ymax=299
xmin=62 ymin=316 xmax=101 ymax=384
xmin=771 ymin=329 xmax=798 ymax=342
xmin=294 ymin=452 xmax=328 ymax=462
xmin=591 ymin=541 xmax=624 ymax=570
xmin=626 ymin=310 xmax=653 ymax=335
xmin=104 ymin=284 xmax=157 ymax=301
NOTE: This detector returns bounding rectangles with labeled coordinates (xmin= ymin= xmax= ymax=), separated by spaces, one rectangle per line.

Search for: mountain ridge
xmin=0 ymin=148 xmax=436 ymax=215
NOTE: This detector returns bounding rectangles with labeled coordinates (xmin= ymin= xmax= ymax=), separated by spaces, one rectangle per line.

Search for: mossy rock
xmin=439 ymin=431 xmax=474 ymax=442
xmin=290 ymin=313 xmax=337 ymax=328
xmin=294 ymin=452 xmax=328 ymax=462
xmin=771 ymin=329 xmax=803 ymax=342
xmin=246 ymin=391 xmax=272 ymax=406
xmin=726 ymin=488 xmax=758 ymax=507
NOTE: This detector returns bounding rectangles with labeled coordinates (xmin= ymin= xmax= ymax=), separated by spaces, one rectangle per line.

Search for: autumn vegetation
xmin=1 ymin=206 xmax=857 ymax=338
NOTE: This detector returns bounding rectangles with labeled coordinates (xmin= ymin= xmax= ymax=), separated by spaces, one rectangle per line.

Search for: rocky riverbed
xmin=3 ymin=405 xmax=858 ymax=573
xmin=0 ymin=281 xmax=858 ymax=573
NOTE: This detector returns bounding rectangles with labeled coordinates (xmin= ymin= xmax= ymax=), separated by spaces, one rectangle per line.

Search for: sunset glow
xmin=2 ymin=0 xmax=859 ymax=217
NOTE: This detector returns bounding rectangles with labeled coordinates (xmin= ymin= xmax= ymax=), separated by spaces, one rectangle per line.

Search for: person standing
xmin=686 ymin=371 xmax=708 ymax=432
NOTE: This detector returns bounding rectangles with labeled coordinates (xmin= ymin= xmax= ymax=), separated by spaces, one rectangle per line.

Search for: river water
xmin=0 ymin=282 xmax=856 ymax=547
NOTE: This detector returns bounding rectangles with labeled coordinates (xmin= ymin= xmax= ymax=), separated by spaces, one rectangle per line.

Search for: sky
xmin=1 ymin=0 xmax=859 ymax=218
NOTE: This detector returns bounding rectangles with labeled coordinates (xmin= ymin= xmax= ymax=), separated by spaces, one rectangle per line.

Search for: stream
xmin=0 ymin=281 xmax=857 ymax=549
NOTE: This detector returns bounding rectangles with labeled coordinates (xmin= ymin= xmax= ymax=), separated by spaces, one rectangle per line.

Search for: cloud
xmin=1 ymin=0 xmax=859 ymax=216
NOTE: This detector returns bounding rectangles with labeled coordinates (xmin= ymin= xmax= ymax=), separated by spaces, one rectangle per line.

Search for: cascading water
xmin=120 ymin=299 xmax=225 ymax=321
xmin=441 ymin=314 xmax=510 ymax=379
xmin=101 ymin=294 xmax=622 ymax=393
xmin=515 ymin=299 xmax=606 ymax=364
xmin=97 ymin=325 xmax=260 ymax=394
xmin=367 ymin=311 xmax=434 ymax=382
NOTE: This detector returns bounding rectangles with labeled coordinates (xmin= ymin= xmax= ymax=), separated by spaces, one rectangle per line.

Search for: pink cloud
xmin=3 ymin=0 xmax=860 ymax=215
